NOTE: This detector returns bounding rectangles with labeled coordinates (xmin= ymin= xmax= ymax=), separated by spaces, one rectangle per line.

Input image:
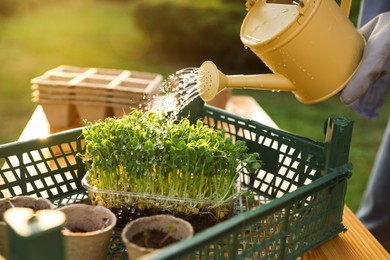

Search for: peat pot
xmin=58 ymin=204 xmax=117 ymax=260
xmin=121 ymin=215 xmax=194 ymax=259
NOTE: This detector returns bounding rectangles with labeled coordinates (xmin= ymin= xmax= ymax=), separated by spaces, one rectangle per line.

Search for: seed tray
xmin=30 ymin=65 xmax=163 ymax=126
xmin=0 ymin=104 xmax=353 ymax=259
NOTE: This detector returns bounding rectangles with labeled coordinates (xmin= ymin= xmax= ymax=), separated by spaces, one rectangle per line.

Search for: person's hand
xmin=340 ymin=12 xmax=390 ymax=118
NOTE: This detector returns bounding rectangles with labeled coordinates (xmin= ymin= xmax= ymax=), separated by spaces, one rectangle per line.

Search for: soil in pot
xmin=132 ymin=230 xmax=179 ymax=249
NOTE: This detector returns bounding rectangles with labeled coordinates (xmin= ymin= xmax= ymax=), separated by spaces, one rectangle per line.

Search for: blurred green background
xmin=0 ymin=0 xmax=388 ymax=213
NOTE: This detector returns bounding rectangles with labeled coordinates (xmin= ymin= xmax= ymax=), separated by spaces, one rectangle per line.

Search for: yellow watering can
xmin=198 ymin=0 xmax=365 ymax=104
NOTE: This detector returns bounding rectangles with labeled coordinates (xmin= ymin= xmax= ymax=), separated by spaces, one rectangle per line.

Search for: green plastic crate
xmin=0 ymin=104 xmax=353 ymax=259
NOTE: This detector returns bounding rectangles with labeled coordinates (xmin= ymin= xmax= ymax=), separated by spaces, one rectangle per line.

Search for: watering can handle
xmin=303 ymin=0 xmax=352 ymax=17
xmin=339 ymin=0 xmax=352 ymax=17
xmin=245 ymin=1 xmax=352 ymax=17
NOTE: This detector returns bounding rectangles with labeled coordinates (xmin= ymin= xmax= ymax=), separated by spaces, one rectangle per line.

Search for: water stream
xmin=149 ymin=67 xmax=202 ymax=122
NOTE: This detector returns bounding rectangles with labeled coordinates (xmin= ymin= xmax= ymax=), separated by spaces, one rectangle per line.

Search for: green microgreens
xmin=81 ymin=109 xmax=262 ymax=220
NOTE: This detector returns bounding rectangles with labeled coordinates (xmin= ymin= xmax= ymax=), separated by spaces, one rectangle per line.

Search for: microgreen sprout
xmin=158 ymin=224 xmax=176 ymax=247
xmin=143 ymin=230 xmax=151 ymax=248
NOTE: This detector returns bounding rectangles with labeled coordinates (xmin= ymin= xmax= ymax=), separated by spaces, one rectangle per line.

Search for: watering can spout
xmin=198 ymin=61 xmax=295 ymax=102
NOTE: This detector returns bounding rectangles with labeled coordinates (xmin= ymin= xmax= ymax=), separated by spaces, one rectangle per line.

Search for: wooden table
xmin=16 ymin=98 xmax=390 ymax=259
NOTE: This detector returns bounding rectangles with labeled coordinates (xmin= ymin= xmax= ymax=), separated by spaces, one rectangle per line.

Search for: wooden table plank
xmin=302 ymin=206 xmax=389 ymax=259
